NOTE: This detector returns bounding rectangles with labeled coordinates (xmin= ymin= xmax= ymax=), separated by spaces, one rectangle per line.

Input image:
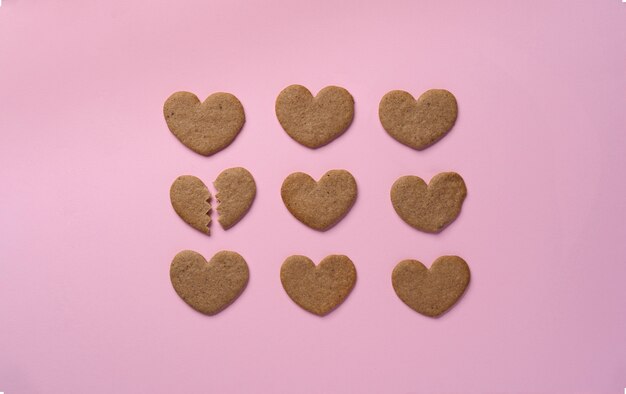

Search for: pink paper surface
xmin=1 ymin=1 xmax=625 ymax=393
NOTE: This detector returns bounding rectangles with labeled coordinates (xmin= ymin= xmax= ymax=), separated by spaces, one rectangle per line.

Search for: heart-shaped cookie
xmin=275 ymin=85 xmax=354 ymax=148
xmin=170 ymin=250 xmax=249 ymax=315
xmin=164 ymin=91 xmax=245 ymax=156
xmin=379 ymin=89 xmax=458 ymax=150
xmin=392 ymin=256 xmax=470 ymax=317
xmin=391 ymin=172 xmax=467 ymax=233
xmin=214 ymin=167 xmax=256 ymax=230
xmin=281 ymin=169 xmax=357 ymax=231
xmin=170 ymin=175 xmax=212 ymax=235
xmin=281 ymin=255 xmax=357 ymax=316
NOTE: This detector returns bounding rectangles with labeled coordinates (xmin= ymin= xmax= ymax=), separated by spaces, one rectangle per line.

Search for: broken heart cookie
xmin=164 ymin=91 xmax=245 ymax=156
xmin=281 ymin=169 xmax=357 ymax=231
xmin=379 ymin=89 xmax=458 ymax=150
xmin=391 ymin=172 xmax=467 ymax=233
xmin=215 ymin=167 xmax=256 ymax=230
xmin=281 ymin=255 xmax=356 ymax=316
xmin=275 ymin=85 xmax=354 ymax=148
xmin=392 ymin=256 xmax=470 ymax=317
xmin=170 ymin=175 xmax=212 ymax=235
xmin=170 ymin=168 xmax=256 ymax=234
xmin=170 ymin=250 xmax=249 ymax=315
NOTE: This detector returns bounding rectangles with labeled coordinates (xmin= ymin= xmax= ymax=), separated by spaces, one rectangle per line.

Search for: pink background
xmin=1 ymin=1 xmax=625 ymax=393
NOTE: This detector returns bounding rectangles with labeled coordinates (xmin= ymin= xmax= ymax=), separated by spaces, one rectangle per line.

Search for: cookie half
xmin=170 ymin=175 xmax=211 ymax=235
xmin=215 ymin=167 xmax=256 ymax=230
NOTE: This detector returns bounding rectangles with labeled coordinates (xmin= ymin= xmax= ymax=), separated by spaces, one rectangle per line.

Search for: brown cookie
xmin=379 ymin=89 xmax=458 ymax=150
xmin=170 ymin=175 xmax=211 ymax=235
xmin=275 ymin=85 xmax=354 ymax=148
xmin=281 ymin=255 xmax=357 ymax=316
xmin=214 ymin=167 xmax=256 ymax=230
xmin=391 ymin=172 xmax=467 ymax=233
xmin=281 ymin=169 xmax=357 ymax=231
xmin=164 ymin=91 xmax=245 ymax=156
xmin=392 ymin=256 xmax=470 ymax=317
xmin=170 ymin=250 xmax=249 ymax=315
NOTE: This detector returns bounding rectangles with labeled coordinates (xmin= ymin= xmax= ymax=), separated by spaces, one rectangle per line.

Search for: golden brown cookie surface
xmin=281 ymin=255 xmax=356 ymax=316
xmin=275 ymin=85 xmax=354 ymax=148
xmin=379 ymin=89 xmax=457 ymax=150
xmin=170 ymin=175 xmax=211 ymax=234
xmin=392 ymin=256 xmax=470 ymax=317
xmin=164 ymin=91 xmax=245 ymax=156
xmin=391 ymin=172 xmax=466 ymax=233
xmin=281 ymin=169 xmax=357 ymax=231
xmin=170 ymin=250 xmax=249 ymax=315
xmin=215 ymin=167 xmax=256 ymax=230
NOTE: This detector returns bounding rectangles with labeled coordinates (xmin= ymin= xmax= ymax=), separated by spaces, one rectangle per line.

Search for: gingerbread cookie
xmin=281 ymin=169 xmax=357 ymax=231
xmin=170 ymin=250 xmax=249 ymax=315
xmin=215 ymin=167 xmax=256 ymax=230
xmin=392 ymin=256 xmax=470 ymax=317
xmin=391 ymin=172 xmax=466 ymax=233
xmin=170 ymin=175 xmax=212 ymax=235
xmin=281 ymin=255 xmax=356 ymax=316
xmin=164 ymin=91 xmax=245 ymax=156
xmin=379 ymin=89 xmax=457 ymax=150
xmin=275 ymin=85 xmax=354 ymax=148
